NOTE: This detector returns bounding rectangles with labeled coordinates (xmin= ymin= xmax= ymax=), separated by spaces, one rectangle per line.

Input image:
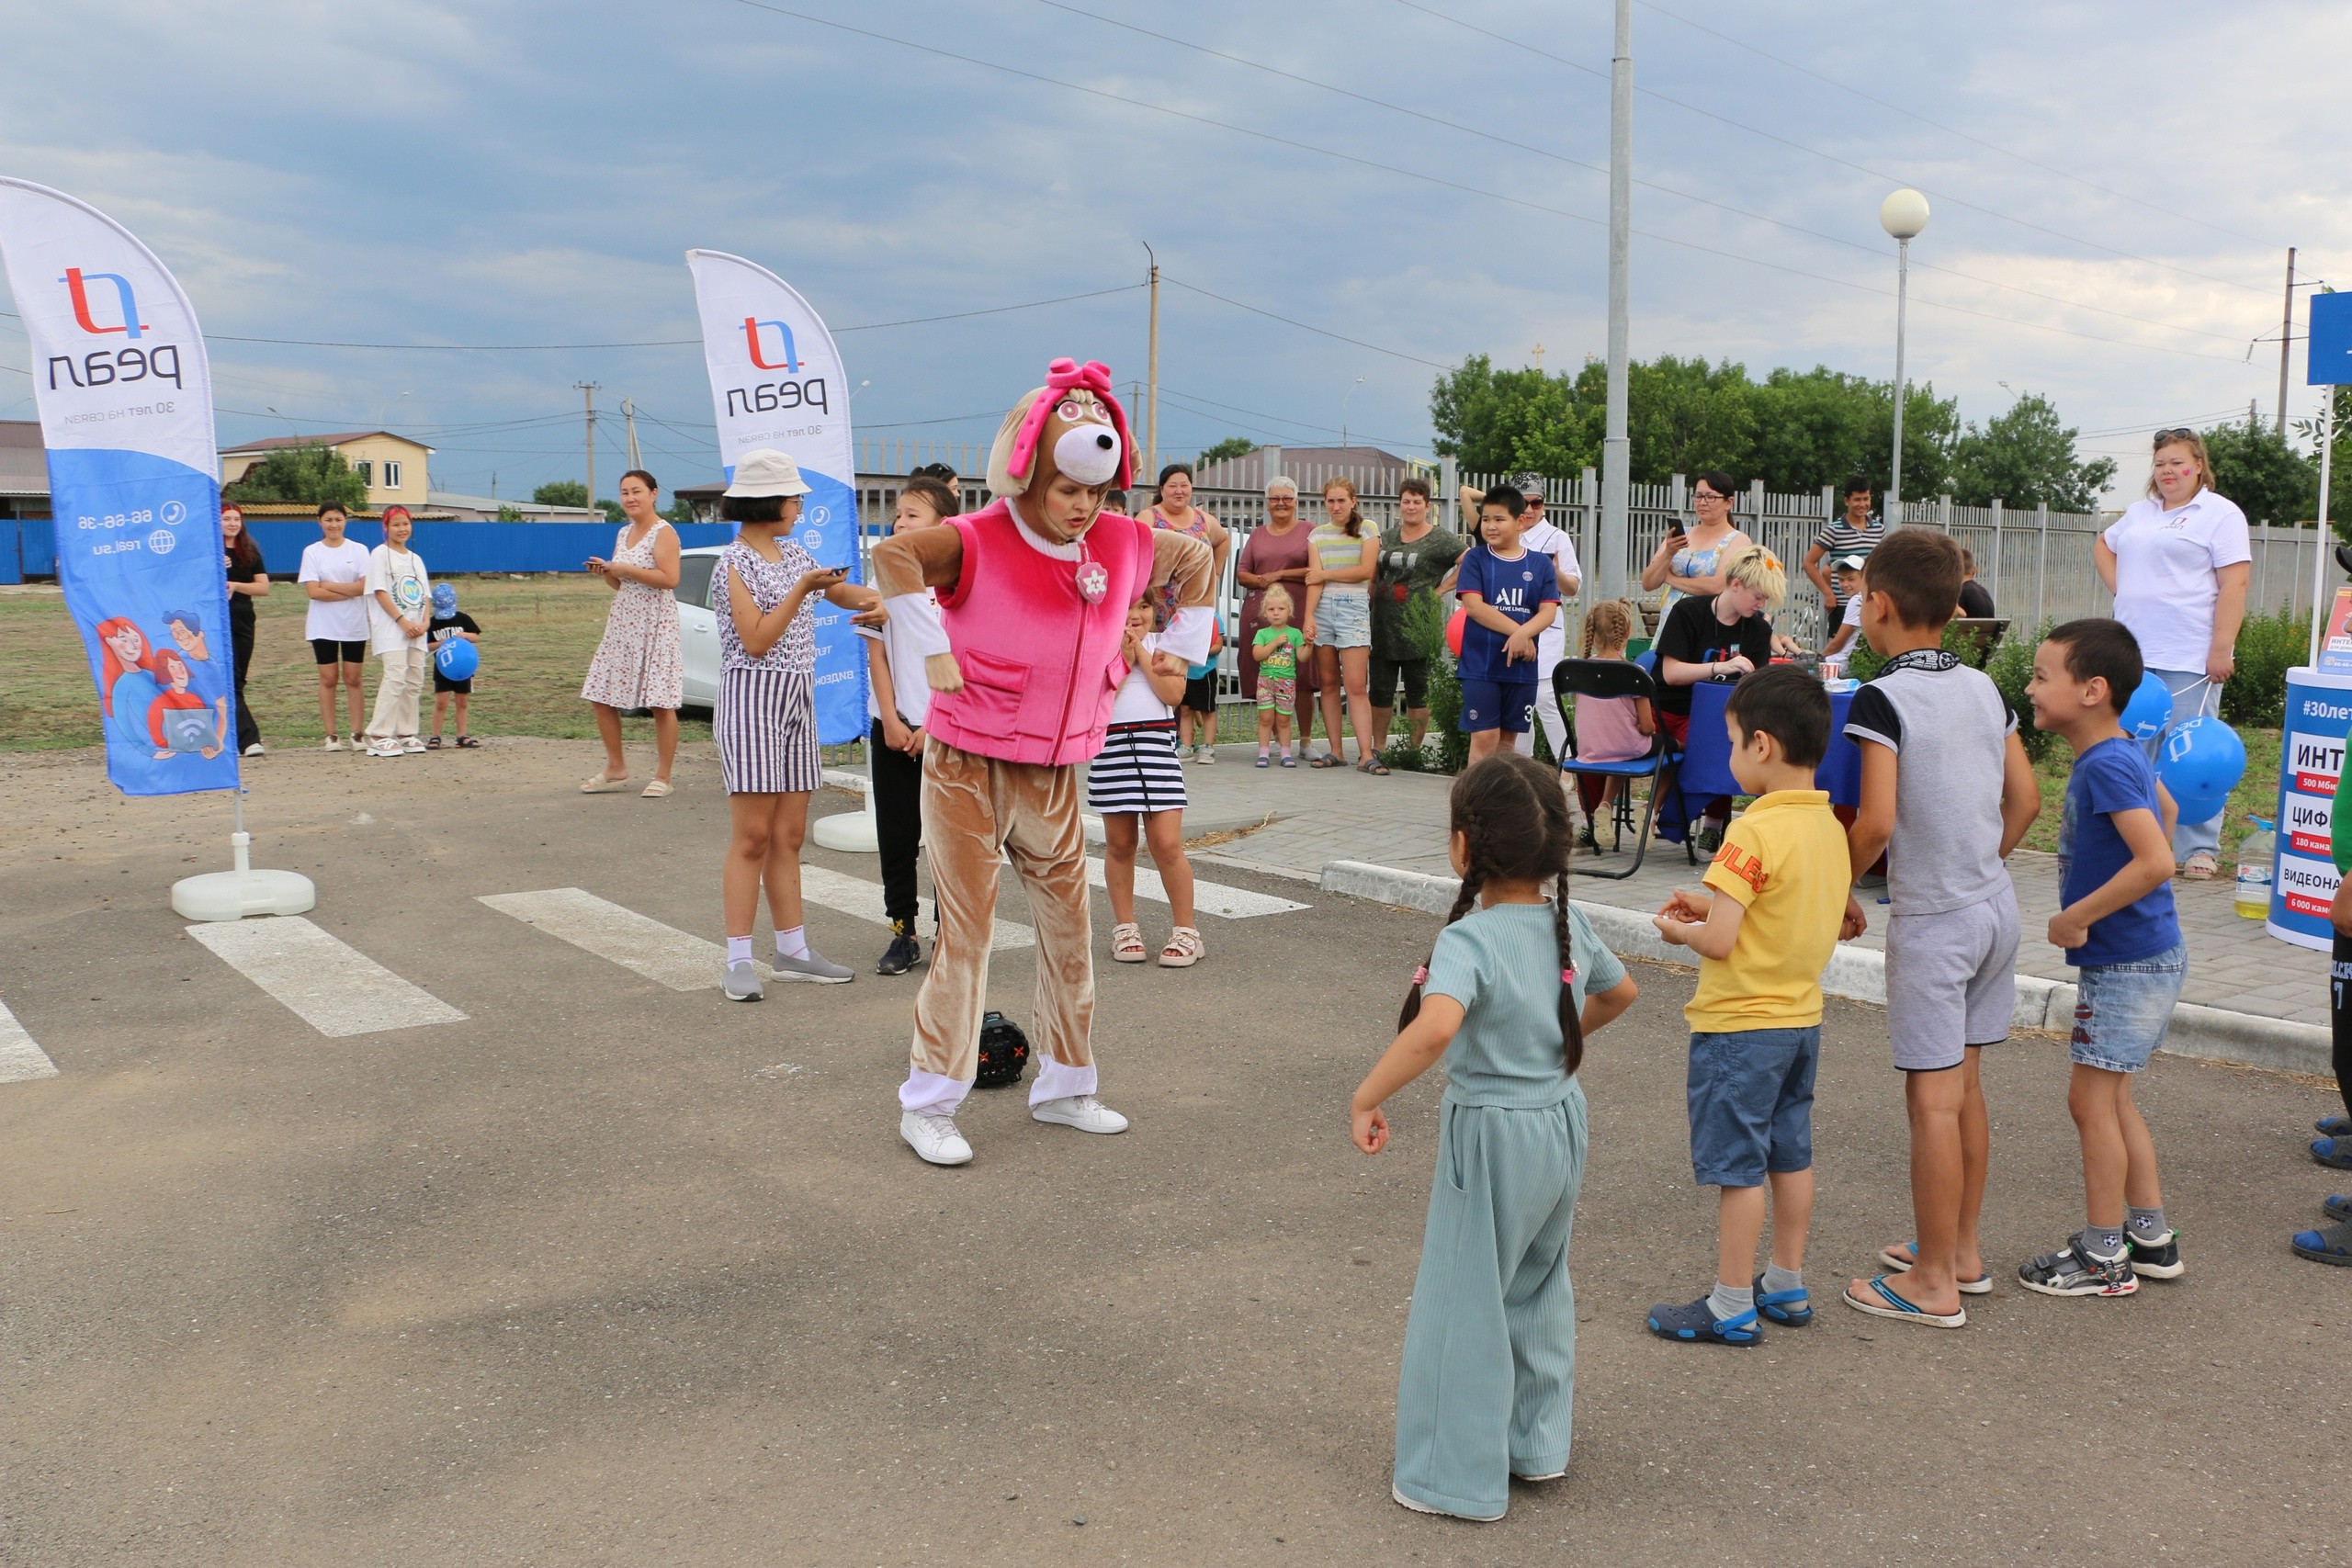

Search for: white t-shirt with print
xmin=364 ymin=543 xmax=431 ymax=654
xmin=298 ymin=538 xmax=373 ymax=642
xmin=2100 ymin=489 xmax=2251 ymax=672
xmin=1110 ymin=634 xmax=1175 ymax=724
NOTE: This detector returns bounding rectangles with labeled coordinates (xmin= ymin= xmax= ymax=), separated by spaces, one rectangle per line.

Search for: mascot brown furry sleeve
xmin=873 ymin=358 xmax=1214 ymax=1167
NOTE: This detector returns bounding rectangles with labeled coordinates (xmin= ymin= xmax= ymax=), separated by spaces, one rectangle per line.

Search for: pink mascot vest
xmin=926 ymin=500 xmax=1159 ymax=767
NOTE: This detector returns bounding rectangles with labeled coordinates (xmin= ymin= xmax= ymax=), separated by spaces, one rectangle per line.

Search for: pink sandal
xmin=1110 ymin=922 xmax=1148 ymax=963
xmin=1159 ymin=927 xmax=1205 ymax=968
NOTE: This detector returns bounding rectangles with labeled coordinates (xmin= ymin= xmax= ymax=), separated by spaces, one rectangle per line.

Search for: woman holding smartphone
xmin=1640 ymin=469 xmax=1752 ymax=612
xmin=707 ymin=450 xmax=877 ymax=1000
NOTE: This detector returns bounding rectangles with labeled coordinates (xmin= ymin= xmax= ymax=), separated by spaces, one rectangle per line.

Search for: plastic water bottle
xmin=2234 ymin=818 xmax=2276 ymax=919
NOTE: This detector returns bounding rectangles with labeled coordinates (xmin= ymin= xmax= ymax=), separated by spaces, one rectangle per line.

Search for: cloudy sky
xmin=1 ymin=0 xmax=2344 ymax=502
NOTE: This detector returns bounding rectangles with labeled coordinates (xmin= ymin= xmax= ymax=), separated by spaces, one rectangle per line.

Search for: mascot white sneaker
xmin=873 ymin=358 xmax=1215 ymax=1165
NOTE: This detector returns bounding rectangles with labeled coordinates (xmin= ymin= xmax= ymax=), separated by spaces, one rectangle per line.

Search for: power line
xmin=1158 ymin=276 xmax=1453 ymax=370
xmin=1633 ymin=0 xmax=2280 ymax=250
xmin=731 ymin=1 xmax=2260 ymax=368
xmin=1389 ymin=0 xmax=2273 ymax=298
xmin=1038 ymin=0 xmax=2245 ymax=348
xmin=0 ymin=283 xmax=1145 ymax=351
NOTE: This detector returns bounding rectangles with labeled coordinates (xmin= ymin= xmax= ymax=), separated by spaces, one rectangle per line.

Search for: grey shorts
xmin=1314 ymin=591 xmax=1372 ymax=649
xmin=1883 ymin=887 xmax=2021 ymax=1072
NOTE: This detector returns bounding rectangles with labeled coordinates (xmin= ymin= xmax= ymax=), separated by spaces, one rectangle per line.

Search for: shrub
xmin=1984 ymin=624 xmax=2053 ymax=762
xmin=2222 ymin=605 xmax=2307 ymax=731
xmin=1394 ymin=590 xmax=1469 ymax=774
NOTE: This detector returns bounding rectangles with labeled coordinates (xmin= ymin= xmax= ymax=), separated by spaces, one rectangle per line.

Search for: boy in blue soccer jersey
xmin=1453 ymin=483 xmax=1559 ymax=764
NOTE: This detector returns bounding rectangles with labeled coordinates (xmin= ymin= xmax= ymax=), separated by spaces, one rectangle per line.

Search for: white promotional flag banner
xmin=684 ymin=249 xmax=865 ymax=745
xmin=0 ymin=177 xmax=232 ymax=795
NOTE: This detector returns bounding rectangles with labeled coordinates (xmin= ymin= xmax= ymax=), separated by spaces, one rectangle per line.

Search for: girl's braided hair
xmin=1579 ymin=597 xmax=1634 ymax=658
xmin=1396 ymin=751 xmax=1588 ymax=1077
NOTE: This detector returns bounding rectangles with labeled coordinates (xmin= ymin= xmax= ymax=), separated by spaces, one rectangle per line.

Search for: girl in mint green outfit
xmin=1351 ymin=751 xmax=1640 ymax=1520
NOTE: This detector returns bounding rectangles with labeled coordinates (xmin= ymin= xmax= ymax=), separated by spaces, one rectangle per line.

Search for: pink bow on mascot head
xmin=992 ymin=358 xmax=1136 ymax=499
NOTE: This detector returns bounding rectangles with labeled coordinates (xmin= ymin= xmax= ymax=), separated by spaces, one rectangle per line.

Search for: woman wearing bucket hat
xmin=580 ymin=468 xmax=684 ymax=796
xmin=709 ymin=449 xmax=877 ymax=998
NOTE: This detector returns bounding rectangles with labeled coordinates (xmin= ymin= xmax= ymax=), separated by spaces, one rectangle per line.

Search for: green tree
xmin=596 ymin=499 xmax=626 ymax=523
xmin=2289 ymin=383 xmax=2352 ymax=539
xmin=2200 ymin=414 xmax=2318 ymax=527
xmin=1194 ymin=436 xmax=1256 ymax=468
xmin=534 ymin=479 xmax=588 ymax=508
xmin=662 ymin=495 xmax=699 ymax=525
xmin=1429 ymin=355 xmax=1587 ymax=474
xmin=221 ymin=445 xmax=368 ymax=511
xmin=1949 ymin=392 xmax=2116 ymax=511
xmin=494 ymin=503 xmax=525 ymax=522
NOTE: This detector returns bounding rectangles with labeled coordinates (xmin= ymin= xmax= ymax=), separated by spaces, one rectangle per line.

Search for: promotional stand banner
xmin=684 ymin=249 xmax=866 ymax=745
xmin=0 ymin=177 xmax=232 ymax=795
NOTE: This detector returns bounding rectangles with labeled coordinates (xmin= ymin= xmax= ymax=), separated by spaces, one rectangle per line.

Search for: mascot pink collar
xmin=1003 ymin=357 xmax=1135 ymax=492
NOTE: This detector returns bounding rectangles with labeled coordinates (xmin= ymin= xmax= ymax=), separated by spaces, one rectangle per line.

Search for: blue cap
xmin=431 ymin=582 xmax=458 ymax=617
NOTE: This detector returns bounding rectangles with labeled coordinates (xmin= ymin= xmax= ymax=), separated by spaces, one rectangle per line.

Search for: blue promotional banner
xmin=0 ymin=177 xmax=232 ymax=795
xmin=684 ymin=248 xmax=865 ymax=745
xmin=2267 ymin=668 xmax=2352 ymax=951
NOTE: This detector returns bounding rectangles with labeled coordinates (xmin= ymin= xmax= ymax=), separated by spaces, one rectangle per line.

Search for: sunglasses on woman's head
xmin=2154 ymin=428 xmax=2196 ymax=445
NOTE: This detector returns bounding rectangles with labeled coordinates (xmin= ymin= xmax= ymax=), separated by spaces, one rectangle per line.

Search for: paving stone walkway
xmin=1167 ymin=741 xmax=2332 ymax=1032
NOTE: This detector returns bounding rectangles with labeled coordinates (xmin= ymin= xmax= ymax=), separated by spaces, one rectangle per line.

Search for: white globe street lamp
xmin=1879 ymin=188 xmax=1930 ymax=528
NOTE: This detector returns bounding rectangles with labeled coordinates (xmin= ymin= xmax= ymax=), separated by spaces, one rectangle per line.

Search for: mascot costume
xmin=874 ymin=358 xmax=1214 ymax=1167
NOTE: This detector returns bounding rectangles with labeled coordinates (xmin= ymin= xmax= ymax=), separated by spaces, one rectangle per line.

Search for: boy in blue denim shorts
xmin=1647 ymin=666 xmax=1856 ymax=1345
xmin=2021 ymin=619 xmax=2187 ymax=1297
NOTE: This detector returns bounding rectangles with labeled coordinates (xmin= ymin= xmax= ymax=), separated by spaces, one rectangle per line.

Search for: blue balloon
xmin=2155 ymin=716 xmax=2245 ymax=812
xmin=2120 ymin=671 xmax=2173 ymax=742
xmin=434 ymin=636 xmax=479 ymax=681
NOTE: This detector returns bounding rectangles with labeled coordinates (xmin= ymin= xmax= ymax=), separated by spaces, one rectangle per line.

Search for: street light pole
xmin=1142 ymin=243 xmax=1160 ymax=487
xmin=1879 ymin=189 xmax=1929 ymax=529
xmin=1599 ymin=0 xmax=1634 ymax=598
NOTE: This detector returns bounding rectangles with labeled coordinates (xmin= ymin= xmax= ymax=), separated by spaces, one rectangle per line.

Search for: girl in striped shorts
xmin=711 ymin=450 xmax=875 ymax=998
xmin=1091 ymin=600 xmax=1204 ymax=967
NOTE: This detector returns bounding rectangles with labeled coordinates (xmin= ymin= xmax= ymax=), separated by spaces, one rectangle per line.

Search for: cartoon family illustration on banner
xmin=93 ymin=606 xmax=232 ymax=761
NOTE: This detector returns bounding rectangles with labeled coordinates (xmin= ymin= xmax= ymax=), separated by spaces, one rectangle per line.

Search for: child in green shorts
xmin=1251 ymin=583 xmax=1306 ymax=767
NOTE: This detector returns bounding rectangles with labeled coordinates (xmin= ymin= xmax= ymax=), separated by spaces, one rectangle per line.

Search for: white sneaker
xmin=367 ymin=739 xmax=402 ymax=758
xmin=900 ymin=1110 xmax=974 ymax=1166
xmin=322 ymin=737 xmax=344 ymax=753
xmin=1197 ymin=745 xmax=1216 ymax=765
xmin=400 ymin=736 xmax=426 ymax=754
xmin=1032 ymin=1094 xmax=1128 ymax=1134
xmin=243 ymin=742 xmax=265 ymax=757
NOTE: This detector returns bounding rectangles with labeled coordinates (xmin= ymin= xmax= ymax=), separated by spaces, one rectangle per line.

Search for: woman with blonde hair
xmin=1304 ymin=476 xmax=1384 ymax=772
xmin=1654 ymin=543 xmax=1787 ymax=854
xmin=2094 ymin=427 xmax=2250 ymax=878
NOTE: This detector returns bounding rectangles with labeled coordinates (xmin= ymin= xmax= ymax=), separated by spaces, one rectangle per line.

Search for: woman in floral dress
xmin=580 ymin=468 xmax=684 ymax=797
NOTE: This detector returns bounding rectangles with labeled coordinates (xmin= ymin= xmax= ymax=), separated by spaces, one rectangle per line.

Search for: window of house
xmin=352 ymin=459 xmax=373 ymax=487
xmin=381 ymin=460 xmax=401 ymax=490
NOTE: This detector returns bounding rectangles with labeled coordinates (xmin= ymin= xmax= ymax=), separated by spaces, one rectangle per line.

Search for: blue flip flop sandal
xmin=2312 ymin=1136 xmax=2352 ymax=1171
xmin=1645 ymin=1296 xmax=1760 ymax=1347
xmin=2317 ymin=1113 xmax=2351 ymax=1137
xmin=1752 ymin=1273 xmax=1813 ymax=1326
xmin=1877 ymin=1240 xmax=1995 ymax=1294
xmin=2292 ymin=1220 xmax=2352 ymax=1266
xmin=2326 ymin=1195 xmax=2352 ymax=1224
xmin=1842 ymin=1274 xmax=1967 ymax=1329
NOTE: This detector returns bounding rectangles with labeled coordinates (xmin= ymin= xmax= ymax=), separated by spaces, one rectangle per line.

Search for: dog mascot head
xmin=986 ymin=357 xmax=1135 ymax=545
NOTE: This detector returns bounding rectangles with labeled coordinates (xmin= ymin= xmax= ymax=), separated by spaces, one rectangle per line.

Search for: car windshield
xmin=674 ymin=554 xmax=718 ymax=609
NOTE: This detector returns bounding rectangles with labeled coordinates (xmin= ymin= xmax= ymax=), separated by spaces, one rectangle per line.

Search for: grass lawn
xmin=1 ymin=577 xmax=713 ymax=752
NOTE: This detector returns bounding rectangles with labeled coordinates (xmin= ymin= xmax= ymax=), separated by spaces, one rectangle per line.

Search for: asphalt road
xmin=0 ymin=740 xmax=2341 ymax=1565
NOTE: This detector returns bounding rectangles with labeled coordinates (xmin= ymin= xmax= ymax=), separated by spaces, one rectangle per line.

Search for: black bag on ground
xmin=975 ymin=1010 xmax=1030 ymax=1089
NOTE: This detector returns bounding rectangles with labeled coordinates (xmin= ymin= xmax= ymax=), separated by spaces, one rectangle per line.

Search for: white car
xmin=673 ymin=547 xmax=725 ymax=714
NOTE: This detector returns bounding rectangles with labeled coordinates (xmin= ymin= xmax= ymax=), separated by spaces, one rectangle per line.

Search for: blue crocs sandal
xmin=1752 ymin=1273 xmax=1813 ymax=1326
xmin=1646 ymin=1296 xmax=1760 ymax=1347
xmin=2312 ymin=1136 xmax=2352 ymax=1171
xmin=2317 ymin=1113 xmax=2351 ymax=1137
xmin=2292 ymin=1220 xmax=2352 ymax=1266
xmin=2326 ymin=1195 xmax=2352 ymax=1224
xmin=1878 ymin=1240 xmax=1994 ymax=1294
xmin=1842 ymin=1274 xmax=1967 ymax=1330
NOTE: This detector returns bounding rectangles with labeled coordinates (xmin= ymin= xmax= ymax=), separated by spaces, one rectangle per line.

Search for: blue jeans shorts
xmin=1687 ymin=1025 xmax=1819 ymax=1188
xmin=1458 ymin=678 xmax=1538 ymax=735
xmin=2069 ymin=942 xmax=2188 ymax=1073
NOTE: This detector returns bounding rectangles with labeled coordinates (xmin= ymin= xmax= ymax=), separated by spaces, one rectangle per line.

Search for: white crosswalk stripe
xmin=798 ymin=866 xmax=1035 ymax=951
xmin=1083 ymin=858 xmax=1310 ymax=919
xmin=0 ymin=998 xmax=61 ymax=1084
xmin=187 ymin=917 xmax=467 ymax=1037
xmin=478 ymin=888 xmax=727 ymax=990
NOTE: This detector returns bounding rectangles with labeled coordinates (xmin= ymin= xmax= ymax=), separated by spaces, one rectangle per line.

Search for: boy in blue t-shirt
xmin=1453 ymin=483 xmax=1559 ymax=764
xmin=2021 ymin=618 xmax=2187 ymax=1298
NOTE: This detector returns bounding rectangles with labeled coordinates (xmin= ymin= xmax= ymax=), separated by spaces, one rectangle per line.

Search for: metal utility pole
xmin=1598 ymin=0 xmax=1633 ymax=599
xmin=1879 ymin=190 xmax=1930 ymax=526
xmin=623 ymin=396 xmax=641 ymax=470
xmin=576 ymin=382 xmax=600 ymax=514
xmin=1143 ymin=243 xmax=1160 ymax=485
xmin=2279 ymin=247 xmax=2298 ymax=434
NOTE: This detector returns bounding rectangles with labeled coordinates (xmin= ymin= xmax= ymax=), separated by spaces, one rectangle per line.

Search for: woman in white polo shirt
xmin=2095 ymin=427 xmax=2251 ymax=878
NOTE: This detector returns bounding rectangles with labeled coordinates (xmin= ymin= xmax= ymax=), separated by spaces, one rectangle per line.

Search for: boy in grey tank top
xmin=1838 ymin=532 xmax=2043 ymax=1329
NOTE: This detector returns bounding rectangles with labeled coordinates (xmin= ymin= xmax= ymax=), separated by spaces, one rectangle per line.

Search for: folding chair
xmin=1553 ymin=657 xmax=1685 ymax=880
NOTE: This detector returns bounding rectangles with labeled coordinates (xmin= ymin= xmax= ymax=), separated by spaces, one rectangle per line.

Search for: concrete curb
xmin=1318 ymin=860 xmax=2330 ymax=1078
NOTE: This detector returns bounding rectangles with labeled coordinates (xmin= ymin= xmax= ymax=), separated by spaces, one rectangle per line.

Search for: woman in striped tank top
xmin=708 ymin=450 xmax=878 ymax=999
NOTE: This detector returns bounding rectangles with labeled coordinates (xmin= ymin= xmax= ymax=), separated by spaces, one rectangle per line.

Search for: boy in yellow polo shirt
xmin=1647 ymin=664 xmax=1857 ymax=1346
